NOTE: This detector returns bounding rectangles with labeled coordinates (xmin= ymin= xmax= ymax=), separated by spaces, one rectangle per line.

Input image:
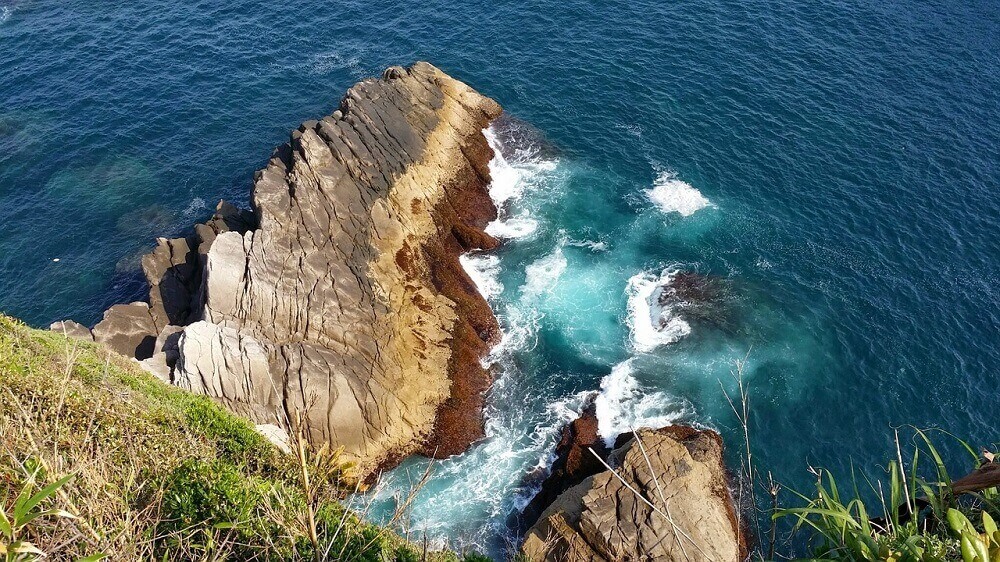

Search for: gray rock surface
xmin=522 ymin=426 xmax=746 ymax=562
xmin=91 ymin=303 xmax=157 ymax=360
xmin=49 ymin=320 xmax=93 ymax=341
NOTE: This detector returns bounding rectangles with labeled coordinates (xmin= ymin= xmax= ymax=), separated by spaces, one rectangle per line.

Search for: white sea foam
xmin=593 ymin=359 xmax=687 ymax=447
xmin=521 ymin=244 xmax=567 ymax=301
xmin=0 ymin=6 xmax=10 ymax=24
xmin=485 ymin=215 xmax=538 ymax=239
xmin=480 ymin=244 xmax=566 ymax=364
xmin=307 ymin=50 xmax=367 ymax=77
xmin=183 ymin=197 xmax=207 ymax=217
xmin=482 ymin=126 xmax=557 ymax=217
xmin=459 ymin=254 xmax=502 ymax=302
xmin=461 ymin=124 xmax=562 ymax=362
xmin=646 ymin=170 xmax=713 ymax=216
xmin=626 ymin=268 xmax=691 ymax=353
xmin=483 ymin=127 xmax=525 ymax=206
xmin=568 ymin=238 xmax=607 ymax=252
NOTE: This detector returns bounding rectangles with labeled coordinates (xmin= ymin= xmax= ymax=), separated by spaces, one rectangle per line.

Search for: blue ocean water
xmin=2 ymin=0 xmax=998 ymax=556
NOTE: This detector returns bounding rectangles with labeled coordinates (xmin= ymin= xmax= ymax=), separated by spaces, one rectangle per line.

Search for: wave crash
xmin=646 ymin=170 xmax=713 ymax=216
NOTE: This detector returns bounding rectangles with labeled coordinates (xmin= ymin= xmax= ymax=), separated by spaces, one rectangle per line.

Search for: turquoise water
xmin=2 ymin=0 xmax=998 ymax=556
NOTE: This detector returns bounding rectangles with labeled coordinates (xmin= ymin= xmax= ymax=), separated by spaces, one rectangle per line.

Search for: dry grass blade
xmin=630 ymin=427 xmax=690 ymax=562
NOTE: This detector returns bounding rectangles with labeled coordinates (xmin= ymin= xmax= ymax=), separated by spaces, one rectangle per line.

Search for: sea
xmin=1 ymin=0 xmax=997 ymax=558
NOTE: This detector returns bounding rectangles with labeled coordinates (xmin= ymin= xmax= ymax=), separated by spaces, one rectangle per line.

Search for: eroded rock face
xmin=522 ymin=426 xmax=745 ymax=562
xmin=75 ymin=62 xmax=503 ymax=478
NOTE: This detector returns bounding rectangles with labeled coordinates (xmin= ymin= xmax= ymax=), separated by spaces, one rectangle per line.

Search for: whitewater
xmin=364 ymin=121 xmax=716 ymax=555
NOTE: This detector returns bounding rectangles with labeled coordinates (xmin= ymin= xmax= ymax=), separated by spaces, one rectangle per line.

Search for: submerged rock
xmin=73 ymin=62 xmax=503 ymax=479
xmin=522 ymin=425 xmax=745 ymax=562
xmin=653 ymin=270 xmax=735 ymax=335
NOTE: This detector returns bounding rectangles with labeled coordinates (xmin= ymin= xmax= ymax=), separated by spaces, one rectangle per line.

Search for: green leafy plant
xmin=946 ymin=509 xmax=1000 ymax=562
xmin=0 ymin=460 xmax=88 ymax=561
xmin=775 ymin=429 xmax=998 ymax=561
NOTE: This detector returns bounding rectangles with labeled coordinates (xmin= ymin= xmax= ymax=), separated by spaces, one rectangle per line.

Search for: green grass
xmin=0 ymin=314 xmax=489 ymax=561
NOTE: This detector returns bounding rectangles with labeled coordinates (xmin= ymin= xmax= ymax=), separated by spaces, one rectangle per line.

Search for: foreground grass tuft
xmin=774 ymin=429 xmax=999 ymax=561
xmin=0 ymin=314 xmax=487 ymax=561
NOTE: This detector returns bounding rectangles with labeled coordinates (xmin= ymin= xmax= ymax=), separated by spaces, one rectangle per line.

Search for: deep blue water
xmin=2 ymin=0 xmax=998 ymax=557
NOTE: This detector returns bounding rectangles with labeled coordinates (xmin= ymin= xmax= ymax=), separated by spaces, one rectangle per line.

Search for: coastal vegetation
xmin=772 ymin=429 xmax=998 ymax=562
xmin=716 ymin=354 xmax=998 ymax=562
xmin=760 ymin=428 xmax=1000 ymax=562
xmin=0 ymin=314 xmax=485 ymax=561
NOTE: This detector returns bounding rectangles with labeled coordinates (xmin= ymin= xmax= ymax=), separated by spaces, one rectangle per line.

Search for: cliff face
xmin=521 ymin=426 xmax=746 ymax=562
xmin=71 ymin=62 xmax=503 ymax=478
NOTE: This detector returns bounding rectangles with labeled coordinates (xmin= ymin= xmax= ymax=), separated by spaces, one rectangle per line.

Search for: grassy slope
xmin=0 ymin=314 xmax=480 ymax=561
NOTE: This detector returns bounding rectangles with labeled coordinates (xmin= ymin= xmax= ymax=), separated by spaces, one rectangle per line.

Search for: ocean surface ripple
xmin=2 ymin=0 xmax=998 ymax=557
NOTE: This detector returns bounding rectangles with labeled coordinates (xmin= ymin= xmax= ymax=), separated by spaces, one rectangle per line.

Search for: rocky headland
xmin=54 ymin=62 xmax=502 ymax=479
xmin=49 ymin=63 xmax=747 ymax=559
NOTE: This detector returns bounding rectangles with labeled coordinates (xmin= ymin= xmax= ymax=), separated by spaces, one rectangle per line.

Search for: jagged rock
xmin=142 ymin=235 xmax=199 ymax=330
xmin=49 ymin=320 xmax=93 ymax=341
xmin=522 ymin=426 xmax=745 ymax=562
xmin=91 ymin=303 xmax=158 ymax=360
xmin=140 ymin=200 xmax=259 ymax=333
xmin=90 ymin=63 xmax=503 ymax=478
xmin=518 ymin=395 xmax=610 ymax=531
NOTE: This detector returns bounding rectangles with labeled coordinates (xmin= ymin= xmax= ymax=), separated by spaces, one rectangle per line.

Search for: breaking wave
xmin=593 ymin=359 xmax=689 ymax=447
xmin=460 ymin=254 xmax=503 ymax=302
xmin=626 ymin=267 xmax=692 ymax=353
xmin=646 ymin=170 xmax=713 ymax=216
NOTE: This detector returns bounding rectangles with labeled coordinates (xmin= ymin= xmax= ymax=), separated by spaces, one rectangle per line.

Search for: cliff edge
xmin=62 ymin=62 xmax=503 ymax=479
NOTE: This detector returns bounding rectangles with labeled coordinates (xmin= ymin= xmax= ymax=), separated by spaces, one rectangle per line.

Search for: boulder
xmin=522 ymin=426 xmax=746 ymax=562
xmin=91 ymin=303 xmax=157 ymax=360
xmin=517 ymin=395 xmax=610 ymax=531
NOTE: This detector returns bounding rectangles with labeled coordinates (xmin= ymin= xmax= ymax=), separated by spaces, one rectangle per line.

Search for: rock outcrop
xmin=57 ymin=62 xmax=503 ymax=478
xmin=49 ymin=320 xmax=93 ymax=342
xmin=522 ymin=426 xmax=745 ymax=562
xmin=517 ymin=396 xmax=610 ymax=531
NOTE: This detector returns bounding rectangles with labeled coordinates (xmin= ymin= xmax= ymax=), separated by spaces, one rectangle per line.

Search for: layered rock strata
xmin=522 ymin=425 xmax=745 ymax=562
xmin=59 ymin=63 xmax=503 ymax=478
